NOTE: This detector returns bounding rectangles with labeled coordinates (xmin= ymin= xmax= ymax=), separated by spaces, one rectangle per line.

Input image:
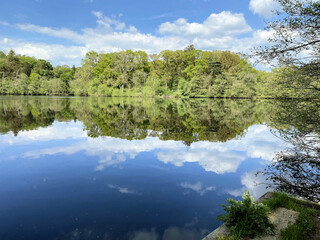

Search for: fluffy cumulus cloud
xmin=157 ymin=148 xmax=246 ymax=174
xmin=2 ymin=122 xmax=87 ymax=145
xmin=249 ymin=0 xmax=278 ymax=18
xmin=158 ymin=11 xmax=252 ymax=37
xmin=0 ymin=10 xmax=272 ymax=66
xmin=0 ymin=37 xmax=88 ymax=66
xmin=225 ymin=170 xmax=274 ymax=199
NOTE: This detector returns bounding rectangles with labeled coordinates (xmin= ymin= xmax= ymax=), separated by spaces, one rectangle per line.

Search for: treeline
xmin=72 ymin=46 xmax=260 ymax=98
xmin=0 ymin=47 xmax=318 ymax=98
xmin=0 ymin=50 xmax=75 ymax=95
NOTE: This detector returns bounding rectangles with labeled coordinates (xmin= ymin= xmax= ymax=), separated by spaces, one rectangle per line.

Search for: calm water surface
xmin=0 ymin=96 xmax=317 ymax=240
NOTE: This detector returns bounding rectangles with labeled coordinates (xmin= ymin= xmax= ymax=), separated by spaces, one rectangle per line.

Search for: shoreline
xmin=202 ymin=192 xmax=320 ymax=240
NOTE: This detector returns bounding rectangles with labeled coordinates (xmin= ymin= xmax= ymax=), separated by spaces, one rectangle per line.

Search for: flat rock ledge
xmin=203 ymin=192 xmax=300 ymax=240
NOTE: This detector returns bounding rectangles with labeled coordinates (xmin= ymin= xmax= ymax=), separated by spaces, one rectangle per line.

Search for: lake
xmin=0 ymin=96 xmax=318 ymax=240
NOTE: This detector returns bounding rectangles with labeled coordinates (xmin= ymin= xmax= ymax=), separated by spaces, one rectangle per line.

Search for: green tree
xmin=32 ymin=59 xmax=53 ymax=77
xmin=16 ymin=73 xmax=29 ymax=94
xmin=254 ymin=0 xmax=320 ymax=96
xmin=5 ymin=50 xmax=20 ymax=78
xmin=28 ymin=73 xmax=42 ymax=95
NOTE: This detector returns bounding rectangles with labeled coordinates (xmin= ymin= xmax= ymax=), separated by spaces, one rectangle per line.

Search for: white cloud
xmin=0 ymin=37 xmax=88 ymax=66
xmin=95 ymin=154 xmax=127 ymax=171
xmin=158 ymin=11 xmax=252 ymax=37
xmin=2 ymin=37 xmax=8 ymax=44
xmin=108 ymin=184 xmax=139 ymax=195
xmin=241 ymin=170 xmax=273 ymax=199
xmin=225 ymin=170 xmax=273 ymax=200
xmin=157 ymin=149 xmax=246 ymax=174
xmin=0 ymin=11 xmax=273 ymax=66
xmin=16 ymin=23 xmax=83 ymax=42
xmin=249 ymin=0 xmax=278 ymax=18
xmin=1 ymin=123 xmax=285 ymax=174
xmin=0 ymin=21 xmax=11 ymax=27
xmin=2 ymin=122 xmax=86 ymax=144
xmin=157 ymin=125 xmax=285 ymax=173
xmin=180 ymin=182 xmax=216 ymax=196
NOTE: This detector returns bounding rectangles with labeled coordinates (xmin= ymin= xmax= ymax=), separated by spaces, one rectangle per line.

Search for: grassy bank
xmin=215 ymin=192 xmax=320 ymax=240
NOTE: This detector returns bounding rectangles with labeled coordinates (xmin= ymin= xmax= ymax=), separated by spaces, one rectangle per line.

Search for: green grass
xmin=263 ymin=192 xmax=316 ymax=240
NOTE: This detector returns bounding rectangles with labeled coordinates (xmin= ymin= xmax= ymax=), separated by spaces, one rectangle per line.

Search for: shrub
xmin=217 ymin=191 xmax=274 ymax=239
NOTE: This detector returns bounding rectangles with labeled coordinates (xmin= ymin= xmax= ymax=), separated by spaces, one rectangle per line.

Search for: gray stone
xmin=202 ymin=224 xmax=231 ymax=240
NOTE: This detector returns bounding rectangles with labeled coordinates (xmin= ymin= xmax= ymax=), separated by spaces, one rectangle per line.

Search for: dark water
xmin=0 ymin=96 xmax=318 ymax=240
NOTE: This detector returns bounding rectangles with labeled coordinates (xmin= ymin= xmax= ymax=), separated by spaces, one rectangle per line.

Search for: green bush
xmin=217 ymin=191 xmax=274 ymax=239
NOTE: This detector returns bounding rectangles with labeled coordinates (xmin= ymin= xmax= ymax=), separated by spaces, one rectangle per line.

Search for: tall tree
xmin=254 ymin=0 xmax=320 ymax=65
xmin=254 ymin=0 xmax=320 ymax=95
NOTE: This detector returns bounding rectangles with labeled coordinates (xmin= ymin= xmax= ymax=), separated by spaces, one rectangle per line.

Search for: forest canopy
xmin=0 ymin=44 xmax=319 ymax=98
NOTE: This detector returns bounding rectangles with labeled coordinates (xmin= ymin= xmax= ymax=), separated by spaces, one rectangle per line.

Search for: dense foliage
xmin=71 ymin=48 xmax=260 ymax=98
xmin=217 ymin=191 xmax=274 ymax=239
xmin=1 ymin=47 xmax=317 ymax=98
xmin=0 ymin=50 xmax=75 ymax=95
xmin=254 ymin=0 xmax=320 ymax=98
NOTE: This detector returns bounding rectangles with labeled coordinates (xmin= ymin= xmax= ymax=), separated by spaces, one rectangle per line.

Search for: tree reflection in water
xmin=1 ymin=96 xmax=319 ymax=201
xmin=260 ymin=100 xmax=320 ymax=201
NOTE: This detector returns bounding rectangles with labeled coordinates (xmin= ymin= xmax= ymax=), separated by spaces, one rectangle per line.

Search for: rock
xmin=202 ymin=224 xmax=231 ymax=240
xmin=268 ymin=208 xmax=300 ymax=235
xmin=253 ymin=207 xmax=299 ymax=240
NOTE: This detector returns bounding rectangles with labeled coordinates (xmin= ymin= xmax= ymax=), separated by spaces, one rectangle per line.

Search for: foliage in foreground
xmin=217 ymin=191 xmax=274 ymax=239
xmin=253 ymin=0 xmax=320 ymax=99
xmin=263 ymin=192 xmax=316 ymax=240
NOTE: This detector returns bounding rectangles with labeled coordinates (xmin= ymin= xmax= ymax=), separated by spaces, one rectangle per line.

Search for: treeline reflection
xmin=1 ymin=96 xmax=319 ymax=201
xmin=0 ymin=96 xmax=272 ymax=143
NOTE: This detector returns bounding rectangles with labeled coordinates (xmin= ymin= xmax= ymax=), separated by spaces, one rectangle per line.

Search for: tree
xmin=18 ymin=73 xmax=29 ymax=94
xmin=32 ymin=59 xmax=53 ymax=77
xmin=260 ymin=100 xmax=320 ymax=201
xmin=184 ymin=44 xmax=196 ymax=52
xmin=254 ymin=0 xmax=320 ymax=66
xmin=28 ymin=73 xmax=42 ymax=95
xmin=5 ymin=50 xmax=20 ymax=78
xmin=254 ymin=0 xmax=320 ymax=96
xmin=0 ymin=51 xmax=5 ymax=59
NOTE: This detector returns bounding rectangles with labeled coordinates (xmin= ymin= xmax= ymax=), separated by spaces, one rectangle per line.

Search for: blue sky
xmin=0 ymin=0 xmax=278 ymax=66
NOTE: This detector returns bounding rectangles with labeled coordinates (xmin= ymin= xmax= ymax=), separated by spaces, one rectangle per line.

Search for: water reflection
xmin=2 ymin=124 xmax=283 ymax=175
xmin=0 ymin=96 xmax=271 ymax=143
xmin=0 ymin=96 xmax=318 ymax=239
xmin=260 ymin=100 xmax=320 ymax=201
